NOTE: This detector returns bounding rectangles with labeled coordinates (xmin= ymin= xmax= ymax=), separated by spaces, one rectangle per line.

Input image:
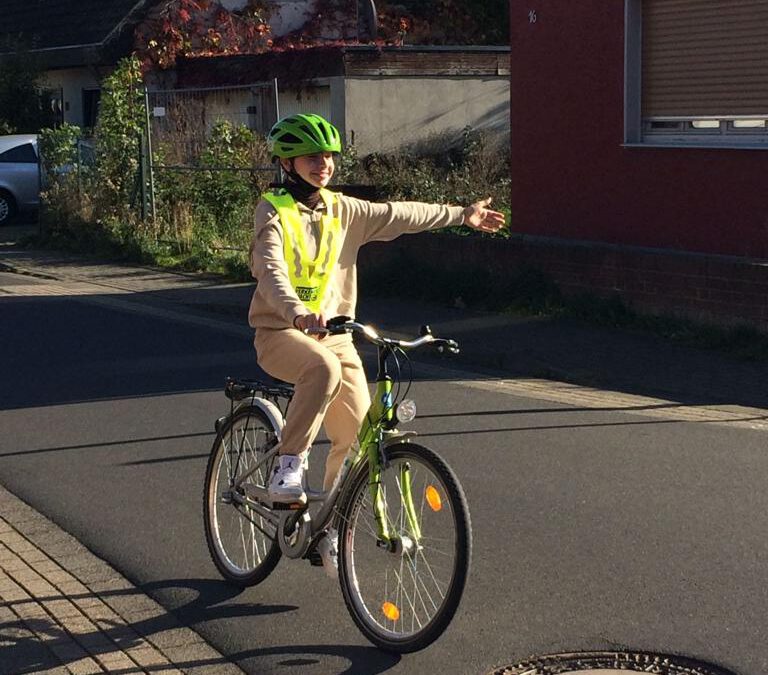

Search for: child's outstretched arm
xmin=461 ymin=197 xmax=506 ymax=233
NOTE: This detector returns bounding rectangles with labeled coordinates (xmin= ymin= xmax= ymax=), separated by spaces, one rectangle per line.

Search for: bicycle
xmin=203 ymin=317 xmax=472 ymax=652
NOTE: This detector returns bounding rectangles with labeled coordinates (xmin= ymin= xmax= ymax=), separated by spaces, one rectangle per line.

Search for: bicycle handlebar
xmin=303 ymin=319 xmax=460 ymax=354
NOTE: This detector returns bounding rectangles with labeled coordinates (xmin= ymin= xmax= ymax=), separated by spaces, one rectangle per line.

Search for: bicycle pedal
xmin=272 ymin=501 xmax=305 ymax=510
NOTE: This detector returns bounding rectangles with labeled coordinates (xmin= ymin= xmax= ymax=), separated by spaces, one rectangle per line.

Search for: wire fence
xmin=140 ymin=80 xmax=282 ymax=220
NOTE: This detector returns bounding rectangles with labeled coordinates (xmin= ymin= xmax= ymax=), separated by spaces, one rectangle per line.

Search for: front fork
xmin=364 ymin=378 xmax=422 ymax=549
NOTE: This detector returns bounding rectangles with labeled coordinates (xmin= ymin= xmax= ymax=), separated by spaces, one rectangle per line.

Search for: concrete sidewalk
xmin=0 ymin=485 xmax=243 ymax=675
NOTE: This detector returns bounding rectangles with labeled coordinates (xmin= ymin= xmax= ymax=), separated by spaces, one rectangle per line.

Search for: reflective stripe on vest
xmin=262 ymin=188 xmax=343 ymax=313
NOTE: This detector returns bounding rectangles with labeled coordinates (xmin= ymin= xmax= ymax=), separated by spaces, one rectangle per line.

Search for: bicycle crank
xmin=277 ymin=510 xmax=313 ymax=559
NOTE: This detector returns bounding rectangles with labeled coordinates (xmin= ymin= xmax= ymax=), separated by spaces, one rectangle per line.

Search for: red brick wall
xmin=509 ymin=0 xmax=768 ymax=258
xmin=360 ymin=234 xmax=768 ymax=329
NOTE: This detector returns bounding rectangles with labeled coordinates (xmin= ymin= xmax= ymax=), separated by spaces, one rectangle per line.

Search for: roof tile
xmin=0 ymin=0 xmax=149 ymax=51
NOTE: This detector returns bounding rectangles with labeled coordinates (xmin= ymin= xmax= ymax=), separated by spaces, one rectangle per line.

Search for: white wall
xmin=343 ymin=77 xmax=510 ymax=155
xmin=278 ymin=84 xmax=332 ymax=123
xmin=43 ymin=68 xmax=101 ymax=128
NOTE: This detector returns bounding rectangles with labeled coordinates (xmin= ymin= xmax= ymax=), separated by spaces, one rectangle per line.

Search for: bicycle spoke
xmin=393 ymin=568 xmax=424 ymax=629
xmin=340 ymin=446 xmax=469 ymax=649
xmin=414 ymin=546 xmax=447 ymax=598
xmin=404 ymin=561 xmax=434 ymax=623
xmin=417 ymin=544 xmax=453 ymax=557
xmin=205 ymin=408 xmax=281 ymax=584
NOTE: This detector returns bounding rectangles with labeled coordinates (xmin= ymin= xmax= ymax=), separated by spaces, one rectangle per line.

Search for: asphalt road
xmin=1 ymin=272 xmax=768 ymax=675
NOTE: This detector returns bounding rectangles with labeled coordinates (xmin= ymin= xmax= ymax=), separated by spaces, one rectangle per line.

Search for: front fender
xmin=382 ymin=431 xmax=418 ymax=451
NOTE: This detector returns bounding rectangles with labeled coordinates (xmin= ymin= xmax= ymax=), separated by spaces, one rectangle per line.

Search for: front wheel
xmin=337 ymin=442 xmax=472 ymax=652
xmin=203 ymin=406 xmax=282 ymax=586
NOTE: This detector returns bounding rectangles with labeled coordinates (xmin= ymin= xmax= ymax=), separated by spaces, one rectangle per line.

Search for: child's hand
xmin=462 ymin=198 xmax=506 ymax=233
xmin=294 ymin=313 xmax=327 ymax=339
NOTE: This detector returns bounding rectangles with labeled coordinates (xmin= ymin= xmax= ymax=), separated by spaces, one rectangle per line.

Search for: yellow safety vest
xmin=262 ymin=188 xmax=343 ymax=313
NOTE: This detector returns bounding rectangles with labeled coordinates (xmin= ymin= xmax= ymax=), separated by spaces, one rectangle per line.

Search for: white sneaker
xmin=268 ymin=454 xmax=307 ymax=504
xmin=316 ymin=528 xmax=338 ymax=578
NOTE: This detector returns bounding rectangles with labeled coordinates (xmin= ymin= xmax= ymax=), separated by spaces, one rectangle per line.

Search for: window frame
xmin=0 ymin=143 xmax=38 ymax=164
xmin=624 ymin=0 xmax=768 ymax=150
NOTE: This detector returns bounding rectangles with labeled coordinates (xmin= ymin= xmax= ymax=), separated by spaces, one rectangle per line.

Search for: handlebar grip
xmin=326 ymin=315 xmax=352 ymax=328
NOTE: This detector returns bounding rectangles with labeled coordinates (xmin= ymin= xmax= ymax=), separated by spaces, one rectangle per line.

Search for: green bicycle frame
xmin=353 ymin=368 xmax=422 ymax=546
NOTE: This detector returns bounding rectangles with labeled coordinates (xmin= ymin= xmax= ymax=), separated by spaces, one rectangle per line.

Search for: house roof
xmin=0 ymin=0 xmax=156 ymax=68
xmin=174 ymin=45 xmax=510 ymax=89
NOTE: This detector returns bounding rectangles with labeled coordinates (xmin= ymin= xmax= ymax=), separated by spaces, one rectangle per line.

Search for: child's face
xmin=290 ymin=152 xmax=335 ymax=188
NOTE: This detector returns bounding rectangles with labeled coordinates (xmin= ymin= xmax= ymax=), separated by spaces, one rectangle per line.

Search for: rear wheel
xmin=0 ymin=191 xmax=16 ymax=226
xmin=203 ymin=406 xmax=281 ymax=586
xmin=337 ymin=442 xmax=472 ymax=652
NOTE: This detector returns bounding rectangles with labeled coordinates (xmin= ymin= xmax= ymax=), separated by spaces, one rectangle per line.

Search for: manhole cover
xmin=488 ymin=651 xmax=738 ymax=675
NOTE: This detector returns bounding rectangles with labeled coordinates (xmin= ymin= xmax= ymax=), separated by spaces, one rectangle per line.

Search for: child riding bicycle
xmin=248 ymin=113 xmax=505 ymax=573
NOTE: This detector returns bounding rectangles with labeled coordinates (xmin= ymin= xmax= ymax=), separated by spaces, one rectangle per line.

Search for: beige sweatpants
xmin=254 ymin=327 xmax=372 ymax=490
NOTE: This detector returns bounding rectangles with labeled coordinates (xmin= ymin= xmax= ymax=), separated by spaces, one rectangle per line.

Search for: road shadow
xmin=135 ymin=578 xmax=402 ymax=674
xmin=229 ymin=644 xmax=401 ymax=674
xmin=0 ymin=618 xmax=67 ymax=674
xmin=357 ymin=296 xmax=768 ymax=410
xmin=0 ymin=576 xmax=398 ymax=675
xmin=2 ymin=268 xmax=768 ymax=412
xmin=0 ymin=293 xmax=262 ymax=410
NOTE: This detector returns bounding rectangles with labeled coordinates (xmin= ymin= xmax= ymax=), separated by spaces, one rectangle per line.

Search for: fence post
xmin=75 ymin=140 xmax=82 ymax=201
xmin=37 ymin=140 xmax=45 ymax=238
xmin=273 ymin=77 xmax=283 ymax=184
xmin=143 ymin=86 xmax=157 ymax=221
xmin=139 ymin=131 xmax=148 ymax=221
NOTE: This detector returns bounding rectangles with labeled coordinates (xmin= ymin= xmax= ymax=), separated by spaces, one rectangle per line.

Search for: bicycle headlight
xmin=395 ymin=399 xmax=417 ymax=424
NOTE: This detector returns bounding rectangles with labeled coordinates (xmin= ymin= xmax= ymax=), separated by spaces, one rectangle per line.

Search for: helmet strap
xmin=281 ymin=160 xmax=322 ymax=209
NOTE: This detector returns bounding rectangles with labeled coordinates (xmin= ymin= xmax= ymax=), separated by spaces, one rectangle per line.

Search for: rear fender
xmin=215 ymin=397 xmax=285 ymax=439
xmin=235 ymin=397 xmax=285 ymax=438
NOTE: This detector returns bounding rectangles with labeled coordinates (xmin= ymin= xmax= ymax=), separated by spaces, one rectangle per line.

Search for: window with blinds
xmin=636 ymin=0 xmax=768 ymax=144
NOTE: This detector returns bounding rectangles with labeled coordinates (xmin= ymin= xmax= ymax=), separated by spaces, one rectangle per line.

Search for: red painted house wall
xmin=510 ymin=1 xmax=768 ymax=259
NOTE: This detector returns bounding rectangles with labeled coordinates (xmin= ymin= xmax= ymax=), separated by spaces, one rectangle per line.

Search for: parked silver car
xmin=0 ymin=135 xmax=39 ymax=225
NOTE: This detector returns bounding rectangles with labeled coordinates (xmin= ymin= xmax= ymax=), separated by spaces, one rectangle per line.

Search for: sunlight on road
xmin=457 ymin=377 xmax=768 ymax=430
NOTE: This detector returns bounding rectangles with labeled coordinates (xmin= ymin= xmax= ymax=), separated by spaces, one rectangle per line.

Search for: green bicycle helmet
xmin=268 ymin=113 xmax=342 ymax=159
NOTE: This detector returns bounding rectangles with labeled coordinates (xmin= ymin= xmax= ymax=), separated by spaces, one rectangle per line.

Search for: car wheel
xmin=0 ymin=191 xmax=16 ymax=226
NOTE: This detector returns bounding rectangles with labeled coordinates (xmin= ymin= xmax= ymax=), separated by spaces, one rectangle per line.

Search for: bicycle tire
xmin=337 ymin=442 xmax=472 ymax=652
xmin=203 ymin=406 xmax=282 ymax=586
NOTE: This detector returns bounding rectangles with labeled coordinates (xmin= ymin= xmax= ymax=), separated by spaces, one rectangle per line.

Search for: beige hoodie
xmin=248 ymin=193 xmax=464 ymax=330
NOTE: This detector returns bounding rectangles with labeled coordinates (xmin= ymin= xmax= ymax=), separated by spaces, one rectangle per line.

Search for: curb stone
xmin=0 ymin=484 xmax=244 ymax=675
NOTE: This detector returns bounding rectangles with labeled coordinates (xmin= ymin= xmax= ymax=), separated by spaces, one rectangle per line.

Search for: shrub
xmin=94 ymin=56 xmax=145 ymax=210
xmin=39 ymin=123 xmax=82 ymax=175
xmin=152 ymin=118 xmax=274 ymax=270
xmin=40 ymin=72 xmax=510 ymax=278
xmin=342 ymin=127 xmax=511 ymax=237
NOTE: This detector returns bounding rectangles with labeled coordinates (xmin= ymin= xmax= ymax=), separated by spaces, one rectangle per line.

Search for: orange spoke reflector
xmin=382 ymin=602 xmax=400 ymax=621
xmin=425 ymin=485 xmax=442 ymax=512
